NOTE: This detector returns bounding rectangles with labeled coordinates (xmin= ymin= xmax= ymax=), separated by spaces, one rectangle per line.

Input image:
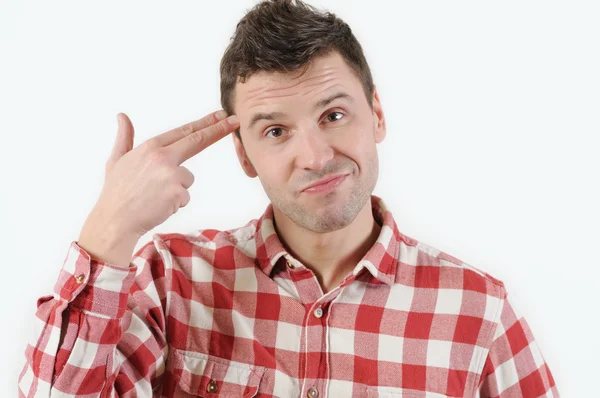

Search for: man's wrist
xmin=78 ymin=210 xmax=141 ymax=268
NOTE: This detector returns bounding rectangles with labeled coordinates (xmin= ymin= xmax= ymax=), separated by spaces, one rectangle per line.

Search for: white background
xmin=1 ymin=0 xmax=598 ymax=396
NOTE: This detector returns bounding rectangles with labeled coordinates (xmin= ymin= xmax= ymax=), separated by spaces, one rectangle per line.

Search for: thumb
xmin=107 ymin=113 xmax=135 ymax=168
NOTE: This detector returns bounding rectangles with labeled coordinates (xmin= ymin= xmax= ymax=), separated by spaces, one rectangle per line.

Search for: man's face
xmin=232 ymin=51 xmax=386 ymax=233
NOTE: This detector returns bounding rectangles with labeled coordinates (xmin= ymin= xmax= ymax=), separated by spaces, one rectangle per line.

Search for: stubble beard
xmin=266 ymin=151 xmax=379 ymax=234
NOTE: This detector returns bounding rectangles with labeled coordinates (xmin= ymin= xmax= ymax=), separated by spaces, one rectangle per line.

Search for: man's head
xmin=220 ymin=0 xmax=386 ymax=233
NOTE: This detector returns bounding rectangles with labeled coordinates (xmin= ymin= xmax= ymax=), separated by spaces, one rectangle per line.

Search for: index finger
xmin=167 ymin=114 xmax=240 ymax=164
xmin=153 ymin=110 xmax=229 ymax=148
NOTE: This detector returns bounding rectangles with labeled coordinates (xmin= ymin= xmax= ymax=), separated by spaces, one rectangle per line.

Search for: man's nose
xmin=293 ymin=125 xmax=334 ymax=171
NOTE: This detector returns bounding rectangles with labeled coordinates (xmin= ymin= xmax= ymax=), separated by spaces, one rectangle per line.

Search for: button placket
xmin=302 ymin=303 xmax=328 ymax=398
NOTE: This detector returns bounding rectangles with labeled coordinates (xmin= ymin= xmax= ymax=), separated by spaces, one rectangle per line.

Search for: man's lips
xmin=301 ymin=173 xmax=349 ymax=192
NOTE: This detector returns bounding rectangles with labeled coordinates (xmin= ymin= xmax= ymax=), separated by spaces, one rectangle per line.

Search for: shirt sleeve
xmin=18 ymin=235 xmax=171 ymax=397
xmin=477 ymin=289 xmax=559 ymax=397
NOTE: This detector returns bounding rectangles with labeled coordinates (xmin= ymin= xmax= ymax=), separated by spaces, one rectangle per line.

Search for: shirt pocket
xmin=171 ymin=349 xmax=265 ymax=397
xmin=365 ymin=386 xmax=450 ymax=397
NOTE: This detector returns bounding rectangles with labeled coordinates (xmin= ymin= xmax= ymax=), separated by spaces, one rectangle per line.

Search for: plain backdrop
xmin=1 ymin=0 xmax=598 ymax=396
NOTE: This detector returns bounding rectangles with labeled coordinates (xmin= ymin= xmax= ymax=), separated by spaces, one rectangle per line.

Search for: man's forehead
xmin=233 ymin=52 xmax=357 ymax=109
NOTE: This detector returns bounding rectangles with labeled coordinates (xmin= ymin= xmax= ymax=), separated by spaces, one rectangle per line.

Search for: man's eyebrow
xmin=248 ymin=111 xmax=286 ymax=130
xmin=314 ymin=91 xmax=354 ymax=111
xmin=247 ymin=92 xmax=354 ymax=130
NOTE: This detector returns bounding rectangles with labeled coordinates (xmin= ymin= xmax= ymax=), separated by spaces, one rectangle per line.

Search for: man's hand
xmin=77 ymin=110 xmax=240 ymax=267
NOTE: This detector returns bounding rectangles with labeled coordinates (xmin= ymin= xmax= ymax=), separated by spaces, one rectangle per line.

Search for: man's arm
xmin=18 ymin=237 xmax=170 ymax=396
xmin=477 ymin=291 xmax=559 ymax=397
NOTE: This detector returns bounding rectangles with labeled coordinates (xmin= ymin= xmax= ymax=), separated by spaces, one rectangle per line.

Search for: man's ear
xmin=233 ymin=132 xmax=258 ymax=178
xmin=372 ymin=84 xmax=386 ymax=143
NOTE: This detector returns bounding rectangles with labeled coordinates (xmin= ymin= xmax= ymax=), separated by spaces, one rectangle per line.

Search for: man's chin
xmin=301 ymin=202 xmax=356 ymax=232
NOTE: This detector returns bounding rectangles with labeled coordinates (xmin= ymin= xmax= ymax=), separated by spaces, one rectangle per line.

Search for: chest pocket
xmin=171 ymin=349 xmax=265 ymax=397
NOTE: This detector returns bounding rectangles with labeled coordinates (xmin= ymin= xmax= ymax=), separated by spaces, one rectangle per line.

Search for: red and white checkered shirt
xmin=19 ymin=195 xmax=558 ymax=397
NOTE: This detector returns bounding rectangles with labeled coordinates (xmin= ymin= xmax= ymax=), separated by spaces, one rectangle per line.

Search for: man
xmin=19 ymin=0 xmax=558 ymax=396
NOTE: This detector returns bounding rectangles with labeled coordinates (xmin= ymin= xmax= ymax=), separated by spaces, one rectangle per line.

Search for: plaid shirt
xmin=19 ymin=195 xmax=558 ymax=397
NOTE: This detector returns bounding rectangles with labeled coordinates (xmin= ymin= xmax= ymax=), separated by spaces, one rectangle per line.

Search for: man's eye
xmin=325 ymin=111 xmax=344 ymax=123
xmin=264 ymin=113 xmax=342 ymax=138
xmin=266 ymin=127 xmax=284 ymax=138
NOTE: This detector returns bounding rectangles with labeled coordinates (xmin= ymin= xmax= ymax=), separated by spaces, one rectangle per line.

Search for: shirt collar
xmin=254 ymin=195 xmax=417 ymax=285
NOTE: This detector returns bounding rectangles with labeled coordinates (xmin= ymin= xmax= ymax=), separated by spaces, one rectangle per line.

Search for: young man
xmin=19 ymin=0 xmax=558 ymax=396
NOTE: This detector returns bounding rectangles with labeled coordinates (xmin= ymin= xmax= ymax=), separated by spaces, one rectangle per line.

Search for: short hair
xmin=220 ymin=0 xmax=374 ymax=140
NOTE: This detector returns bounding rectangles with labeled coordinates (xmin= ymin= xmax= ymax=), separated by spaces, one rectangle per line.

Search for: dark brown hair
xmin=219 ymin=0 xmax=374 ymax=140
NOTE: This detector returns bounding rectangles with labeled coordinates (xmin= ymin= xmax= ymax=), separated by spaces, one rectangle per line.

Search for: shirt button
xmin=313 ymin=306 xmax=323 ymax=318
xmin=206 ymin=379 xmax=218 ymax=393
xmin=75 ymin=274 xmax=85 ymax=284
xmin=286 ymin=260 xmax=295 ymax=269
xmin=307 ymin=386 xmax=319 ymax=397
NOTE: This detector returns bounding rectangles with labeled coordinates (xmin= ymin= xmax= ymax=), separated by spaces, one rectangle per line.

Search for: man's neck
xmin=272 ymin=199 xmax=382 ymax=294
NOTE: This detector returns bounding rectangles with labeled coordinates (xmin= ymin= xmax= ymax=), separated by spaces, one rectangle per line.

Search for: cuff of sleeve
xmin=53 ymin=240 xmax=138 ymax=318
